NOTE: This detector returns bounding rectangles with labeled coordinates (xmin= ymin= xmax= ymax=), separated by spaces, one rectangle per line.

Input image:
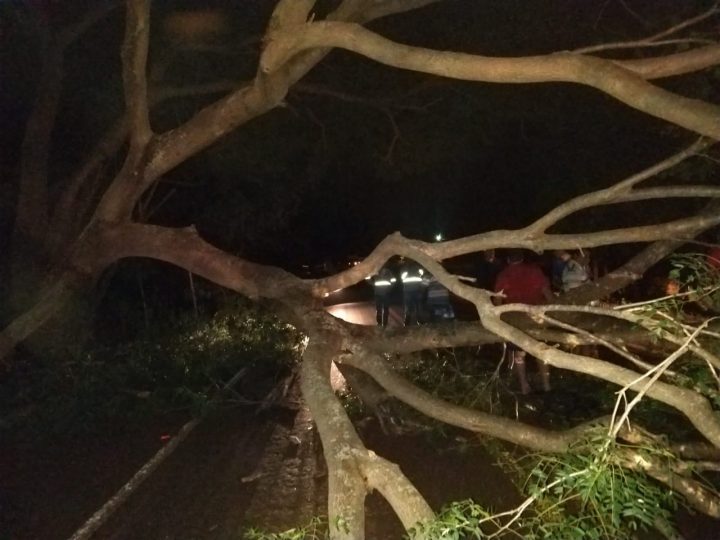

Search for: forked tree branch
xmin=122 ymin=0 xmax=152 ymax=151
xmin=260 ymin=22 xmax=720 ymax=139
xmin=94 ymin=0 xmax=441 ymax=222
xmin=341 ymin=333 xmax=720 ymax=517
xmin=14 ymin=0 xmax=120 ymax=243
xmin=525 ymin=138 xmax=713 ymax=235
xmin=369 ymin=246 xmax=720 ymax=448
xmin=300 ymin=331 xmax=433 ymax=538
xmin=342 ymin=346 xmax=606 ymax=453
xmin=617 ymin=43 xmax=720 ymax=78
xmin=321 ymin=212 xmax=720 ymax=295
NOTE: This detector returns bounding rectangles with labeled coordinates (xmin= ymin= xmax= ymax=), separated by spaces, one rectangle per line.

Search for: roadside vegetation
xmin=0 ymin=297 xmax=303 ymax=439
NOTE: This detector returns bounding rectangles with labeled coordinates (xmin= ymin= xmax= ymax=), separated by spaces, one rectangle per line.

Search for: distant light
xmin=435 ymin=233 xmax=443 ymax=242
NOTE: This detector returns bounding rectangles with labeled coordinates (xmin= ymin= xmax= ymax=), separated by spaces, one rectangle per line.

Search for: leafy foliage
xmin=626 ymin=252 xmax=720 ymax=409
xmin=0 ymin=299 xmax=303 ymax=436
xmin=636 ymin=252 xmax=720 ymax=337
xmin=520 ymin=437 xmax=679 ymax=539
xmin=409 ymin=434 xmax=680 ymax=539
xmin=243 ymin=516 xmax=328 ymax=540
xmin=668 ymin=252 xmax=720 ymax=315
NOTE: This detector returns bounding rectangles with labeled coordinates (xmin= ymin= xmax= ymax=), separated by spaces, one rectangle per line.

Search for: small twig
xmin=576 ymin=37 xmax=717 ymax=55
xmin=617 ymin=287 xmax=715 ymax=310
xmin=609 ymin=319 xmax=715 ymax=439
xmin=542 ymin=314 xmax=661 ymax=375
xmin=382 ymin=108 xmax=401 ymax=163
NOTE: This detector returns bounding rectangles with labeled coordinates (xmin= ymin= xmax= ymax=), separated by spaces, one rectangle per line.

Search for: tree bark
xmin=300 ymin=331 xmax=434 ymax=538
xmin=260 ymin=22 xmax=720 ymax=139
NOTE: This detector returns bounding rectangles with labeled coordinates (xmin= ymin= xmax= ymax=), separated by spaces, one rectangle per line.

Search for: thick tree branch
xmin=618 ymin=451 xmax=720 ymax=518
xmin=87 ymin=222 xmax=303 ymax=300
xmin=56 ymin=0 xmax=120 ymax=46
xmin=525 ymin=138 xmax=712 ymax=235
xmin=94 ymin=0 xmax=439 ymax=223
xmin=342 ymin=347 xmax=606 ymax=453
xmin=46 ymin=119 xmax=128 ymax=257
xmin=356 ymin=0 xmax=442 ymax=23
xmin=358 ymin=245 xmax=720 ymax=448
xmin=619 ymin=44 xmax=720 ymax=78
xmin=477 ymin=300 xmax=720 ymax=448
xmin=260 ymin=22 xmax=720 ymax=139
xmin=0 ymin=276 xmax=80 ymax=363
xmin=14 ymin=1 xmax=120 ymax=244
xmin=122 ymin=0 xmax=152 ymax=150
xmin=321 ymin=211 xmax=720 ymax=297
xmin=300 ymin=330 xmax=433 ymax=538
xmin=15 ymin=46 xmax=61 ymax=242
xmin=560 ymin=199 xmax=720 ymax=305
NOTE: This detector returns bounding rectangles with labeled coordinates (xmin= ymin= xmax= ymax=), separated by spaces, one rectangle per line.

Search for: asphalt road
xmin=323 ymin=281 xmax=476 ymax=325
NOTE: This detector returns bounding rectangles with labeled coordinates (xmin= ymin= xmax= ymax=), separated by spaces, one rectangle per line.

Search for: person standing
xmin=368 ymin=266 xmax=396 ymax=327
xmin=707 ymin=230 xmax=720 ymax=271
xmin=400 ymin=258 xmax=427 ymax=325
xmin=560 ymin=250 xmax=590 ymax=292
xmin=494 ymin=249 xmax=554 ymax=395
xmin=550 ymin=250 xmax=568 ymax=292
xmin=426 ymin=274 xmax=455 ymax=322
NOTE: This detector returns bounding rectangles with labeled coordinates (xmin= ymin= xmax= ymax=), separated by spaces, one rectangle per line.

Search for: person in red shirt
xmin=494 ymin=249 xmax=554 ymax=395
xmin=707 ymin=232 xmax=720 ymax=271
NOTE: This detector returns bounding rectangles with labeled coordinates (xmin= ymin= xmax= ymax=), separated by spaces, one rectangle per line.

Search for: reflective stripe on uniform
xmin=402 ymin=276 xmax=423 ymax=283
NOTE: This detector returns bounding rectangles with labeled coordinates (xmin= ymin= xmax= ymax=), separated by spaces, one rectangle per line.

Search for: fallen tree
xmin=3 ymin=1 xmax=720 ymax=538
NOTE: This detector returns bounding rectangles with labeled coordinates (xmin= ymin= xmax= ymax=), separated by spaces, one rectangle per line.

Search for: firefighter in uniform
xmin=400 ymin=258 xmax=427 ymax=325
xmin=368 ymin=266 xmax=396 ymax=326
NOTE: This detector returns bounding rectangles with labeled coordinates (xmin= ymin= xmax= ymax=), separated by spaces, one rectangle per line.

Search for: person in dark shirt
xmin=494 ymin=249 xmax=554 ymax=395
xmin=426 ymin=274 xmax=455 ymax=322
xmin=399 ymin=258 xmax=427 ymax=325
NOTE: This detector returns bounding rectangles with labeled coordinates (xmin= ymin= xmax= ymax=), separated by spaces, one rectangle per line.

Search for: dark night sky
xmin=1 ymin=0 xmax=718 ymax=270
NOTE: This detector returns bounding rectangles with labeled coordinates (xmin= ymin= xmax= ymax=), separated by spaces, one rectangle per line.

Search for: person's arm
xmin=537 ymin=269 xmax=554 ymax=303
xmin=542 ymin=285 xmax=555 ymax=303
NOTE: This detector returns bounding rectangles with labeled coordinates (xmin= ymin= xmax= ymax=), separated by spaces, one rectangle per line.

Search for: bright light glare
xmin=435 ymin=233 xmax=443 ymax=242
xmin=326 ymin=303 xmax=373 ymax=325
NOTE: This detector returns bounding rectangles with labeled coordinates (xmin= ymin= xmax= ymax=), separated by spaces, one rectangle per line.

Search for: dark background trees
xmin=3 ymin=0 xmax=717 ymax=277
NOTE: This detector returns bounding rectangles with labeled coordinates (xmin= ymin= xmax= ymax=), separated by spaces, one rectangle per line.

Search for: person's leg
xmin=375 ymin=295 xmax=384 ymax=326
xmin=403 ymin=294 xmax=411 ymax=326
xmin=381 ymin=297 xmax=389 ymax=327
xmin=427 ymin=302 xmax=438 ymax=323
xmin=536 ymin=359 xmax=551 ymax=392
xmin=407 ymin=290 xmax=420 ymax=325
xmin=512 ymin=349 xmax=531 ymax=395
xmin=413 ymin=292 xmax=423 ymax=324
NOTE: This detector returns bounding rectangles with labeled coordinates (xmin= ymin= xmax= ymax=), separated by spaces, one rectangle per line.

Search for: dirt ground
xmin=2 ymin=395 xmax=720 ymax=540
xmin=1 ymin=397 xmax=521 ymax=540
